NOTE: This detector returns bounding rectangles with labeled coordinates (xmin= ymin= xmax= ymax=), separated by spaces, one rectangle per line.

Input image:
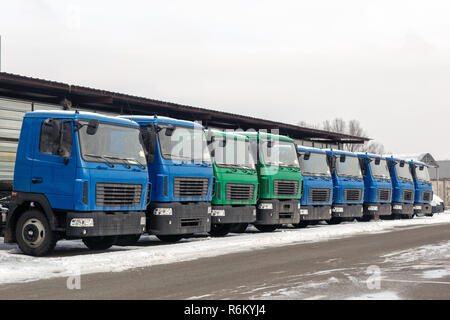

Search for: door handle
xmin=32 ymin=178 xmax=43 ymax=184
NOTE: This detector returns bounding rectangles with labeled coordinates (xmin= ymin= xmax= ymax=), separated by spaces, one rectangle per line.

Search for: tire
xmin=82 ymin=236 xmax=117 ymax=251
xmin=425 ymin=213 xmax=434 ymax=217
xmin=15 ymin=209 xmax=57 ymax=256
xmin=115 ymin=234 xmax=141 ymax=246
xmin=326 ymin=217 xmax=342 ymax=225
xmin=402 ymin=214 xmax=414 ymax=219
xmin=156 ymin=234 xmax=184 ymax=243
xmin=230 ymin=223 xmax=248 ymax=233
xmin=309 ymin=220 xmax=320 ymax=225
xmin=254 ymin=224 xmax=278 ymax=232
xmin=293 ymin=221 xmax=309 ymax=228
xmin=209 ymin=224 xmax=232 ymax=237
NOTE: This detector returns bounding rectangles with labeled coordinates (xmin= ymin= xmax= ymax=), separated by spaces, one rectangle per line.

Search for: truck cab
xmin=385 ymin=156 xmax=415 ymax=218
xmin=239 ymin=131 xmax=302 ymax=232
xmin=2 ymin=111 xmax=149 ymax=256
xmin=409 ymin=160 xmax=433 ymax=216
xmin=296 ymin=146 xmax=333 ymax=227
xmin=357 ymin=153 xmax=393 ymax=220
xmin=121 ymin=116 xmax=213 ymax=242
xmin=326 ymin=150 xmax=364 ymax=224
xmin=206 ymin=130 xmax=258 ymax=236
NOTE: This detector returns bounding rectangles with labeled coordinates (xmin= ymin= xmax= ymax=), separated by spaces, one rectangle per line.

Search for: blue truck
xmin=385 ymin=156 xmax=415 ymax=219
xmin=326 ymin=150 xmax=364 ymax=224
xmin=295 ymin=146 xmax=333 ymax=227
xmin=121 ymin=116 xmax=213 ymax=242
xmin=409 ymin=160 xmax=433 ymax=216
xmin=357 ymin=153 xmax=393 ymax=220
xmin=0 ymin=111 xmax=149 ymax=256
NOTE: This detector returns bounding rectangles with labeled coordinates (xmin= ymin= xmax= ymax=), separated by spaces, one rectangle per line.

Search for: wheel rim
xmin=22 ymin=218 xmax=46 ymax=248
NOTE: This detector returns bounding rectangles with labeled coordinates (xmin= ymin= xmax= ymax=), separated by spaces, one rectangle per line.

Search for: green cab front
xmin=207 ymin=130 xmax=258 ymax=236
xmin=240 ymin=132 xmax=302 ymax=232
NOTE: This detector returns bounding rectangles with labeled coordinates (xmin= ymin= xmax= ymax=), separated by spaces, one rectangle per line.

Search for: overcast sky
xmin=1 ymin=0 xmax=449 ymax=159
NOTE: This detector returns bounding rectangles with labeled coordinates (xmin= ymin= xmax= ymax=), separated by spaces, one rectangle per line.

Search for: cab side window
xmin=39 ymin=119 xmax=73 ymax=157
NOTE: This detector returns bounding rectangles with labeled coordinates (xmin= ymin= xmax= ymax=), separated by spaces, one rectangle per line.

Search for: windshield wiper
xmin=126 ymin=157 xmax=146 ymax=169
xmin=103 ymin=156 xmax=131 ymax=168
xmin=84 ymin=154 xmax=115 ymax=168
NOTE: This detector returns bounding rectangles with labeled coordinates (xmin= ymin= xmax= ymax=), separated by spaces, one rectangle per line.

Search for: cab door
xmin=30 ymin=118 xmax=77 ymax=210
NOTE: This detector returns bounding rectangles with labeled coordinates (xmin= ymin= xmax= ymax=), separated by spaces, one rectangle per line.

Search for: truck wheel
xmin=230 ymin=223 xmax=248 ymax=233
xmin=425 ymin=213 xmax=434 ymax=217
xmin=293 ymin=221 xmax=309 ymax=228
xmin=402 ymin=214 xmax=414 ymax=219
xmin=209 ymin=224 xmax=232 ymax=237
xmin=255 ymin=224 xmax=278 ymax=232
xmin=156 ymin=235 xmax=183 ymax=243
xmin=326 ymin=217 xmax=342 ymax=225
xmin=115 ymin=234 xmax=141 ymax=246
xmin=15 ymin=209 xmax=57 ymax=256
xmin=82 ymin=236 xmax=117 ymax=250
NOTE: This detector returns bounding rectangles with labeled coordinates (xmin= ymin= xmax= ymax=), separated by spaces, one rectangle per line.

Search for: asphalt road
xmin=1 ymin=223 xmax=450 ymax=300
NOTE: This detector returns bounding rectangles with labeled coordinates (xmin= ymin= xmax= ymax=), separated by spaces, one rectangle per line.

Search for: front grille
xmin=274 ymin=180 xmax=299 ymax=196
xmin=378 ymin=189 xmax=391 ymax=201
xmin=226 ymin=183 xmax=255 ymax=202
xmin=422 ymin=191 xmax=432 ymax=202
xmin=96 ymin=182 xmax=142 ymax=207
xmin=344 ymin=188 xmax=362 ymax=202
xmin=403 ymin=190 xmax=414 ymax=201
xmin=173 ymin=177 xmax=209 ymax=198
xmin=308 ymin=188 xmax=330 ymax=203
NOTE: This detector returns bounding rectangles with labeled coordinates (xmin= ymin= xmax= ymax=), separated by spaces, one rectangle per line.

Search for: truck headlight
xmin=153 ymin=208 xmax=173 ymax=216
xmin=208 ymin=206 xmax=212 ymax=214
xmin=70 ymin=218 xmax=94 ymax=227
xmin=140 ymin=217 xmax=147 ymax=225
xmin=211 ymin=209 xmax=225 ymax=217
xmin=258 ymin=203 xmax=273 ymax=210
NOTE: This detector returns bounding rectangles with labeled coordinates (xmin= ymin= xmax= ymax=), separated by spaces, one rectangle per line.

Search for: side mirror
xmin=375 ymin=158 xmax=381 ymax=165
xmin=340 ymin=154 xmax=346 ymax=162
xmin=210 ymin=149 xmax=215 ymax=158
xmin=219 ymin=139 xmax=226 ymax=148
xmin=86 ymin=119 xmax=99 ymax=135
xmin=419 ymin=166 xmax=424 ymax=171
xmin=400 ymin=161 xmax=405 ymax=167
xmin=141 ymin=126 xmax=157 ymax=163
xmin=266 ymin=140 xmax=273 ymax=148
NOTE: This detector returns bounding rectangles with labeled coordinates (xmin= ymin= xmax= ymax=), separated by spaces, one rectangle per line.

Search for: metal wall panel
xmin=0 ymin=98 xmax=32 ymax=183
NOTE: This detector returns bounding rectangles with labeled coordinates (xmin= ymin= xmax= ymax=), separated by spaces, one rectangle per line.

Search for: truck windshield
xmin=79 ymin=121 xmax=147 ymax=166
xmin=395 ymin=163 xmax=413 ymax=181
xmin=415 ymin=165 xmax=430 ymax=182
xmin=261 ymin=139 xmax=299 ymax=168
xmin=213 ymin=138 xmax=255 ymax=170
xmin=299 ymin=152 xmax=330 ymax=176
xmin=158 ymin=125 xmax=211 ymax=163
xmin=336 ymin=155 xmax=362 ymax=178
xmin=370 ymin=159 xmax=390 ymax=179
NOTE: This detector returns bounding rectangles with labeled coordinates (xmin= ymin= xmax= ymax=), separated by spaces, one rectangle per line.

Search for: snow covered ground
xmin=0 ymin=211 xmax=449 ymax=286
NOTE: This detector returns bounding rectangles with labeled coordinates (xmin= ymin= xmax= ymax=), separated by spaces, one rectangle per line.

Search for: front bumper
xmin=413 ymin=203 xmax=432 ymax=215
xmin=331 ymin=204 xmax=363 ymax=218
xmin=147 ymin=202 xmax=211 ymax=235
xmin=392 ymin=203 xmax=414 ymax=215
xmin=65 ymin=211 xmax=146 ymax=238
xmin=255 ymin=199 xmax=300 ymax=225
xmin=299 ymin=205 xmax=332 ymax=221
xmin=363 ymin=203 xmax=392 ymax=216
xmin=211 ymin=205 xmax=256 ymax=225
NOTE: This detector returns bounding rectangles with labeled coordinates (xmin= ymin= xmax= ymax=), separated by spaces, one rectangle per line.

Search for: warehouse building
xmin=430 ymin=160 xmax=450 ymax=208
xmin=0 ymin=72 xmax=368 ymax=189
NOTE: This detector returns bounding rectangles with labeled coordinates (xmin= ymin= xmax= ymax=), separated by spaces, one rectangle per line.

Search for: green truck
xmin=207 ymin=130 xmax=258 ymax=236
xmin=239 ymin=131 xmax=302 ymax=232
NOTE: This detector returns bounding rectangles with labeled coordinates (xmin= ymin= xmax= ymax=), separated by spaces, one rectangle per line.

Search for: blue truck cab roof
xmin=26 ymin=110 xmax=141 ymax=127
xmin=119 ymin=115 xmax=204 ymax=129
xmin=297 ymin=145 xmax=327 ymax=154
